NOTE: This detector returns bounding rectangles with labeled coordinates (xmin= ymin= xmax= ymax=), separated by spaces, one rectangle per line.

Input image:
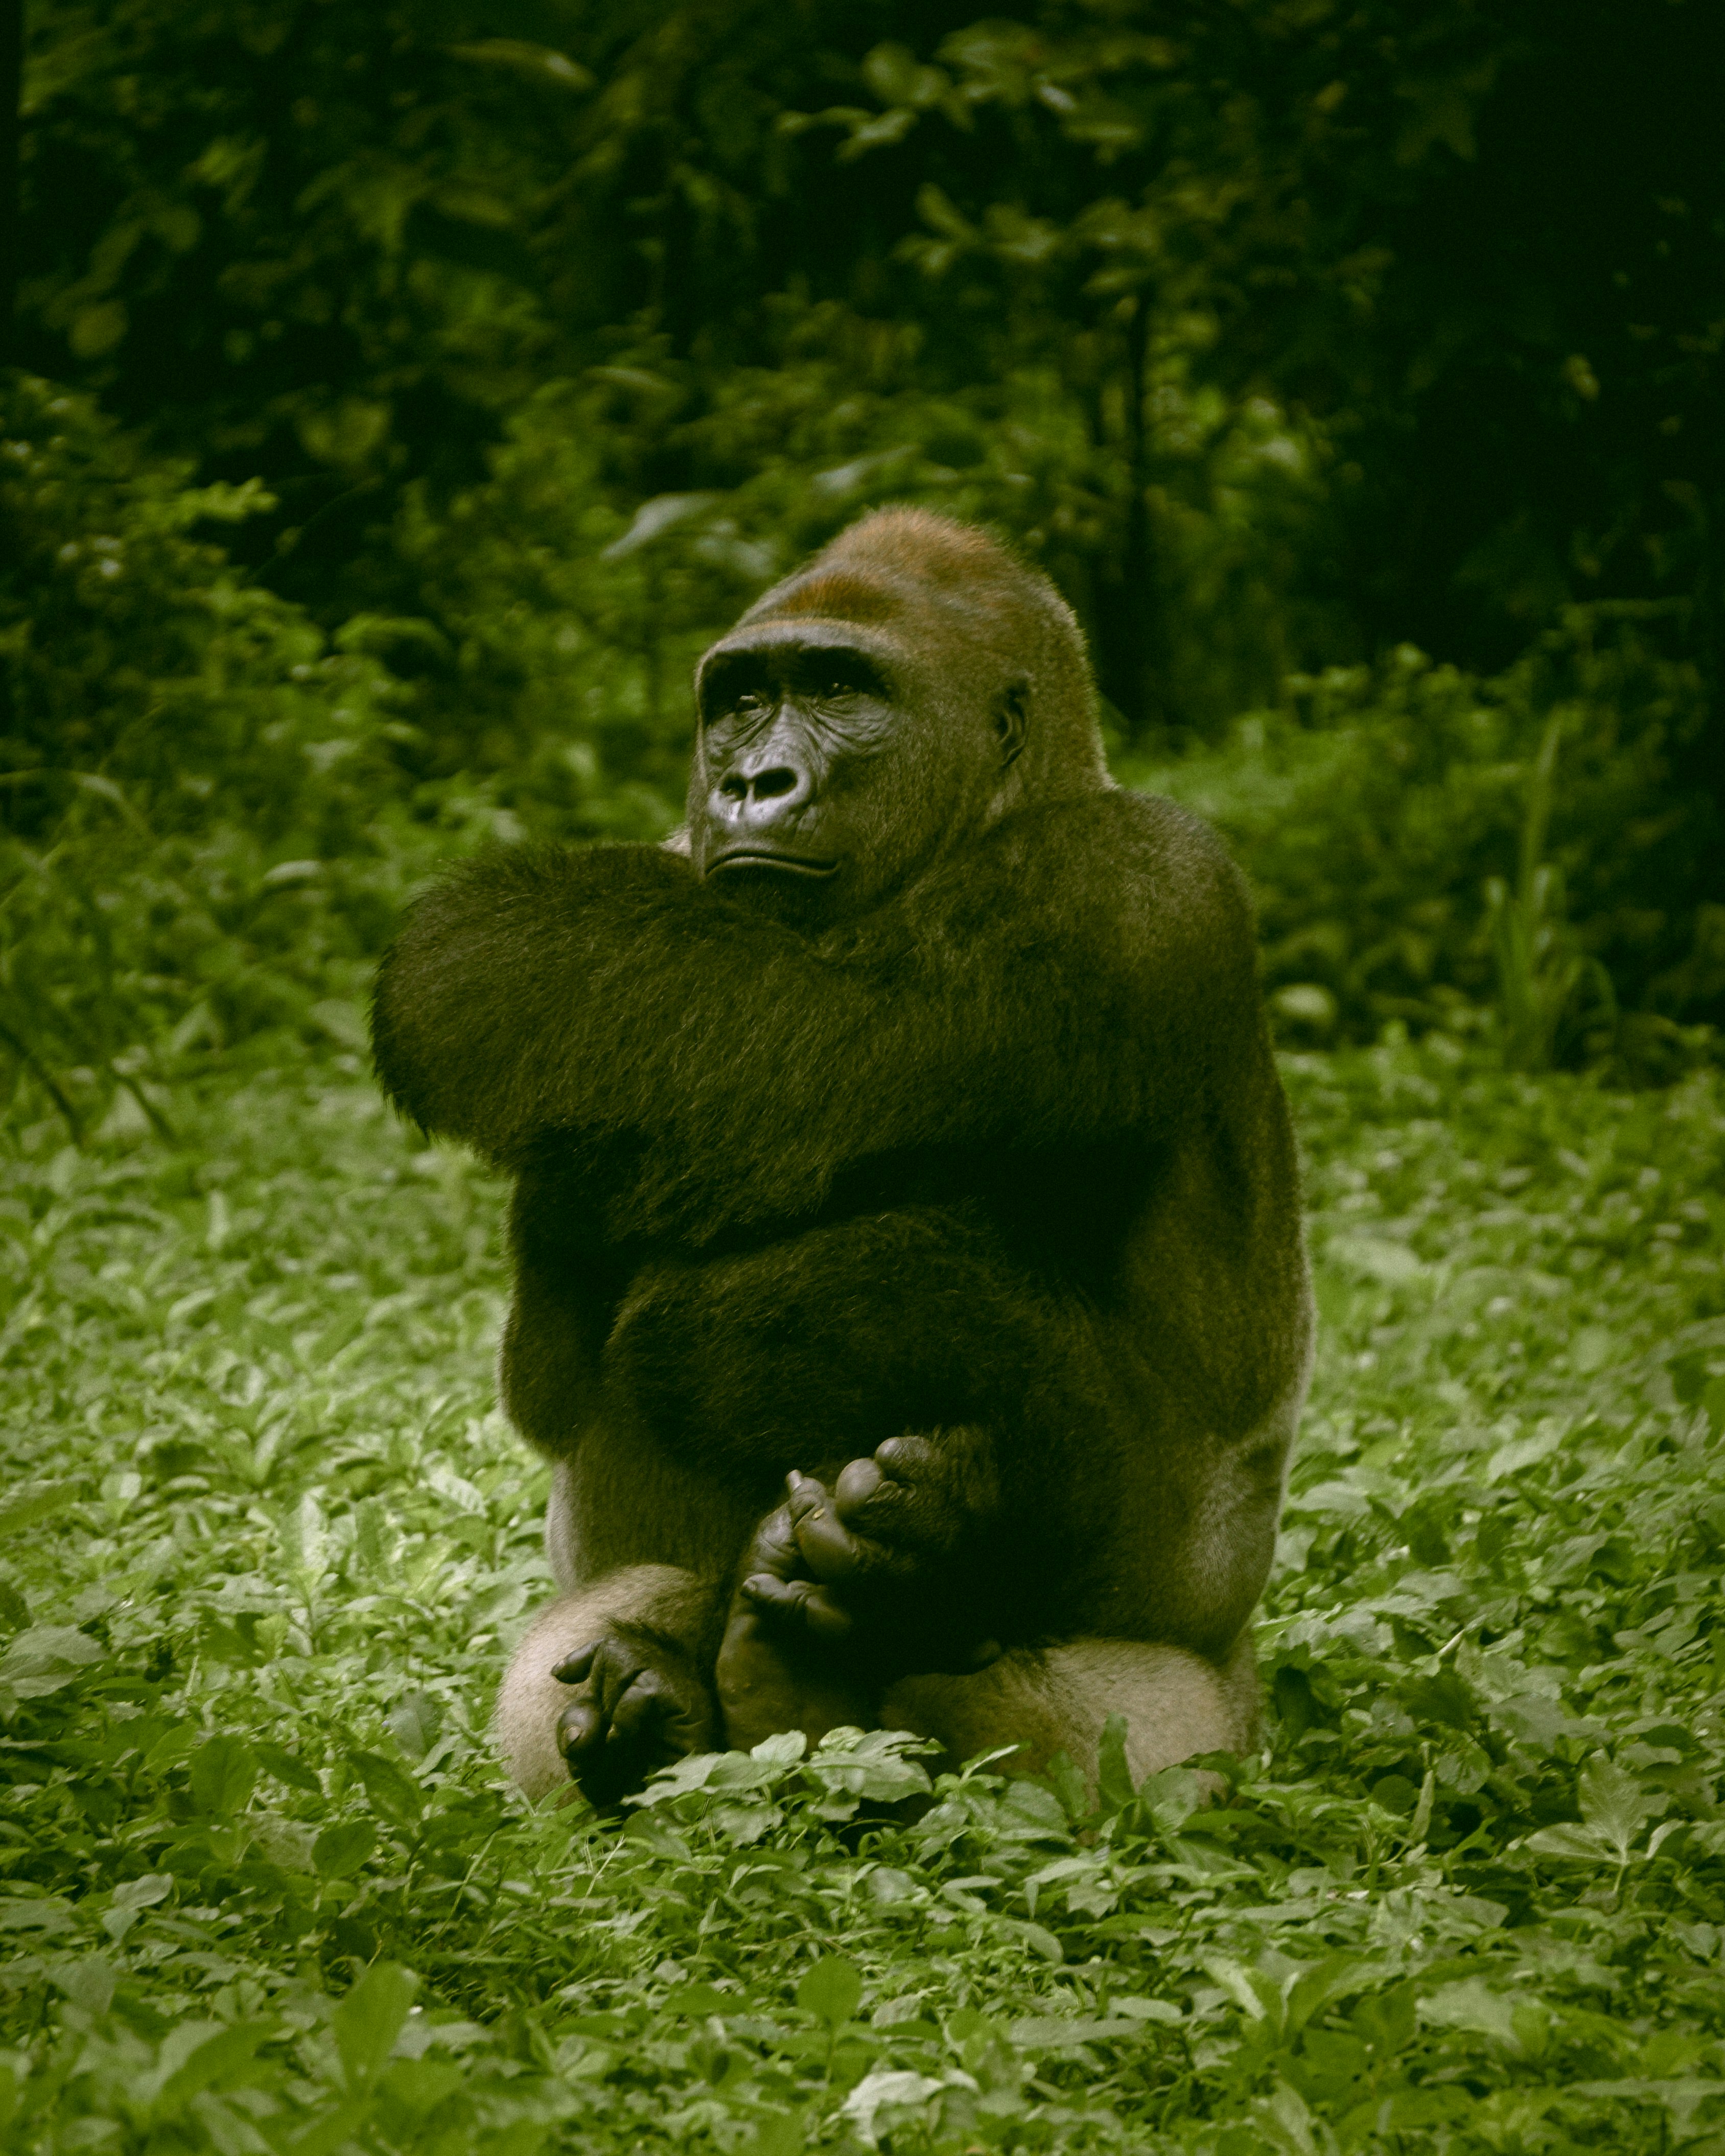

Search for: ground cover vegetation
xmin=1 ymin=1041 xmax=1723 ymax=2153
xmin=4 ymin=0 xmax=1725 ymax=2147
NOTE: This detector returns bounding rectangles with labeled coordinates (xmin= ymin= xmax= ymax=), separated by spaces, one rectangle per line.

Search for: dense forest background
xmin=2 ymin=0 xmax=1721 ymax=1138
xmin=8 ymin=16 xmax=1725 ymax=2144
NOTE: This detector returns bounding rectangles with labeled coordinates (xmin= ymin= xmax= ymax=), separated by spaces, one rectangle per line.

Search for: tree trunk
xmin=1090 ymin=296 xmax=1170 ymax=744
xmin=0 ymin=0 xmax=18 ymax=365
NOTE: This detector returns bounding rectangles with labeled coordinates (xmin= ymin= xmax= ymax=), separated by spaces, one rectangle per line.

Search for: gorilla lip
xmin=708 ymin=847 xmax=839 ymax=879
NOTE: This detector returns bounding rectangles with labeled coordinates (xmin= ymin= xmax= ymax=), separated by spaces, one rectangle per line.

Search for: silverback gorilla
xmin=371 ymin=508 xmax=1313 ymax=1808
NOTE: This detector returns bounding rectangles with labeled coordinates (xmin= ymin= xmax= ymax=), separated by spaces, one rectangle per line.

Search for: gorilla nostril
xmin=750 ymin=766 xmax=800 ymax=802
xmin=718 ymin=775 xmax=750 ymax=803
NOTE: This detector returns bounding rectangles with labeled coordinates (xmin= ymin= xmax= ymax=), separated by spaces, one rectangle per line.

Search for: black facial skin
xmin=689 ymin=621 xmax=1025 ymax=923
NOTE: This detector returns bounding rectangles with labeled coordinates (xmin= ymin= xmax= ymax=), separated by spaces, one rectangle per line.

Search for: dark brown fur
xmin=371 ymin=509 xmax=1312 ymax=1801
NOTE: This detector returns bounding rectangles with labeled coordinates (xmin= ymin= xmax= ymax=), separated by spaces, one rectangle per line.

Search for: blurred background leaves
xmin=3 ymin=0 xmax=1720 ymax=1136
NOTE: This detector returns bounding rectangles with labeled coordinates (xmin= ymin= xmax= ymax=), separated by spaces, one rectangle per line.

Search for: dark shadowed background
xmin=2 ymin=0 xmax=1720 ymax=1134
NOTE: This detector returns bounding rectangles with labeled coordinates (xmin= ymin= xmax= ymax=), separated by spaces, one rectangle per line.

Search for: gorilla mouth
xmin=708 ymin=848 xmax=840 ymax=879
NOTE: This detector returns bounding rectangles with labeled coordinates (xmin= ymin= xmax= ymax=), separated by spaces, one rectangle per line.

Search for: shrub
xmin=1124 ymin=617 xmax=1717 ymax=1063
xmin=0 ymin=379 xmax=477 ymax=1138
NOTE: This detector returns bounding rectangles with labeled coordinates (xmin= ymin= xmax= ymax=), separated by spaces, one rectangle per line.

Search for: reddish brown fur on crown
xmin=738 ymin=508 xmax=1107 ymax=803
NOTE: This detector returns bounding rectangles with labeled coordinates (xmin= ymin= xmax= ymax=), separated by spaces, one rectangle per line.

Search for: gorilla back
xmin=372 ymin=508 xmax=1313 ymax=1807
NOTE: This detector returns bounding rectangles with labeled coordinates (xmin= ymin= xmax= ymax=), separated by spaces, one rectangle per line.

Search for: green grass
xmin=2 ymin=1038 xmax=1724 ymax=2154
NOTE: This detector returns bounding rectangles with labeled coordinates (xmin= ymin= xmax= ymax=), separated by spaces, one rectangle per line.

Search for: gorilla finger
xmin=832 ymin=1452 xmax=941 ymax=1553
xmin=832 ymin=1456 xmax=884 ymax=1516
xmin=556 ymin=1690 xmax=605 ymax=1758
xmin=608 ymin=1670 xmax=672 ymax=1744
xmin=786 ymin=1478 xmax=864 ymax=1578
xmin=552 ymin=1642 xmax=601 ymax=1685
xmin=784 ymin=1468 xmax=833 ymax=1519
xmin=741 ymin=1572 xmax=854 ymax=1640
xmin=874 ymin=1434 xmax=941 ymax=1480
xmin=748 ymin=1501 xmax=803 ymax=1581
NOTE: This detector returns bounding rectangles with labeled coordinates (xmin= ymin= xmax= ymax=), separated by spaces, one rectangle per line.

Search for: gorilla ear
xmin=994 ymin=678 xmax=1030 ymax=767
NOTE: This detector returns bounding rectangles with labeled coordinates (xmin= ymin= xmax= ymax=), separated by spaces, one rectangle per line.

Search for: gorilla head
xmin=686 ymin=509 xmax=1110 ymax=919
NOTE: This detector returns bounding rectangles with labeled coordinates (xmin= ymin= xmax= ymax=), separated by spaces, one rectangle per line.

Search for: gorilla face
xmin=688 ymin=615 xmax=1024 ymax=923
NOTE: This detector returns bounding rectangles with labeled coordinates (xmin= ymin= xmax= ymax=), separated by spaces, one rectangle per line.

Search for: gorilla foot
xmin=553 ymin=1626 xmax=714 ymax=1810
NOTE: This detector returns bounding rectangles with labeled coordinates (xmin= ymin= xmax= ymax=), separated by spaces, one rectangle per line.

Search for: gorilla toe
xmin=553 ymin=1628 xmax=713 ymax=1809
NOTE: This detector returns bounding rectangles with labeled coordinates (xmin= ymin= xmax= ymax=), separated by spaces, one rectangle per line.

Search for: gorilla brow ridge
xmin=743 ymin=507 xmax=1105 ymax=796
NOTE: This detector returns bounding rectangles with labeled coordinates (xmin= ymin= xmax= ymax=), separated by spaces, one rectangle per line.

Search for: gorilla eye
xmin=814 ymin=665 xmax=880 ymax=703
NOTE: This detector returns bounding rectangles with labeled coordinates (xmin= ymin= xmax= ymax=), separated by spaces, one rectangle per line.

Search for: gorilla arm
xmin=370 ymin=790 xmax=1264 ymax=1248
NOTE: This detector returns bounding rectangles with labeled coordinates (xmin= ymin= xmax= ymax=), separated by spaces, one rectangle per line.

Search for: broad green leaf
xmin=385 ymin=1692 xmax=441 ymax=1761
xmin=0 ymin=1899 xmax=78 ymax=1934
xmin=52 ymin=1956 xmax=116 ymax=2014
xmin=156 ymin=2022 xmax=272 ymax=2113
xmin=1009 ymin=1919 xmax=1066 ymax=1965
xmin=255 ymin=1740 xmax=322 ymax=1793
xmin=797 ymin=1957 xmax=863 ymax=2027
xmin=1418 ymin=1979 xmax=1522 ymax=2050
xmin=1523 ymin=1820 xmax=1605 ymax=1859
xmin=1000 ymin=1779 xmax=1068 ymax=1837
xmin=0 ymin=1481 xmax=78 ymax=1538
xmin=352 ymin=1748 xmax=423 ymax=1827
xmin=190 ymin=1734 xmax=258 ymax=1817
xmin=1577 ymin=1754 xmax=1657 ymax=1863
xmin=1096 ymin=1713 xmax=1135 ymax=1814
xmin=334 ymin=1961 xmax=418 ymax=2089
xmin=0 ymin=1624 xmax=103 ymax=1698
xmin=313 ymin=1822 xmax=377 ymax=1879
xmin=101 ymin=1873 xmax=172 ymax=1941
xmin=842 ymin=2069 xmax=945 ymax=2147
xmin=630 ymin=1750 xmax=727 ymax=1806
xmin=446 ymin=39 xmax=594 ymax=91
xmin=1008 ymin=2015 xmax=1144 ymax=2049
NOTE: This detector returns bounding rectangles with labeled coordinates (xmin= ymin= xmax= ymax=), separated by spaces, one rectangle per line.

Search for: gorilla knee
xmin=881 ymin=1633 xmax=1260 ymax=1793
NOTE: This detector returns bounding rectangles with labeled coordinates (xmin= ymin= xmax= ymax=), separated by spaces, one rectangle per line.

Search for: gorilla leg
xmin=879 ymin=1631 xmax=1261 ymax=1791
xmin=495 ymin=1564 xmax=720 ymax=1806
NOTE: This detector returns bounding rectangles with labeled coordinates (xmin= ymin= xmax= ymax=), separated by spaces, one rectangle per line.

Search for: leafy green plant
xmin=1125 ymin=613 xmax=1713 ymax=1053
xmin=2 ymin=1032 xmax=1724 ymax=2150
xmin=0 ymin=378 xmax=530 ymax=1137
xmin=1484 ymin=713 xmax=1617 ymax=1072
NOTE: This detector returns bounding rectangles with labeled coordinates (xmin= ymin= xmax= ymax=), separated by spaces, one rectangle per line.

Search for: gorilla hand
xmin=716 ymin=1500 xmax=875 ymax=1752
xmin=742 ymin=1431 xmax=1004 ymax=1675
xmin=553 ymin=1626 xmax=714 ymax=1810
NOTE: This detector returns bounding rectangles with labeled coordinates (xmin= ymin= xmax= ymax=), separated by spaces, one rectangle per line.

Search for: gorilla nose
xmin=713 ymin=762 xmax=812 ymax=831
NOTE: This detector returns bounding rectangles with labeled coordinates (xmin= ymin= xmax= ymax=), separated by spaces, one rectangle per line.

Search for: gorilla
xmin=371 ymin=508 xmax=1312 ymax=1808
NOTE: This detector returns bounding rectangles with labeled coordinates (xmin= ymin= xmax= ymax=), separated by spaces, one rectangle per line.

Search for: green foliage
xmin=11 ymin=0 xmax=1720 ymax=1048
xmin=27 ymin=0 xmax=1718 ymax=754
xmin=1128 ymin=618 xmax=1716 ymax=1058
xmin=0 ymin=376 xmax=541 ymax=1138
xmin=2 ymin=1036 xmax=1724 ymax=2149
xmin=3 ymin=371 xmax=1711 ymax=1143
xmin=1483 ymin=714 xmax=1616 ymax=1074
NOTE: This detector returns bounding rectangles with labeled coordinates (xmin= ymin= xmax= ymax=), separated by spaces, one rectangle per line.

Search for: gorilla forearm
xmin=371 ymin=792 xmax=1262 ymax=1244
xmin=602 ymin=1204 xmax=1065 ymax=1475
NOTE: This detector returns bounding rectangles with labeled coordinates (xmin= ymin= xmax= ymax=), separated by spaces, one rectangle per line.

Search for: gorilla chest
xmin=600 ymin=1186 xmax=1086 ymax=1470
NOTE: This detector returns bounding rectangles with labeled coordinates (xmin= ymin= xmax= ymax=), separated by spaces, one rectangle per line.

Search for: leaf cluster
xmin=1 ymin=1035 xmax=1723 ymax=2150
